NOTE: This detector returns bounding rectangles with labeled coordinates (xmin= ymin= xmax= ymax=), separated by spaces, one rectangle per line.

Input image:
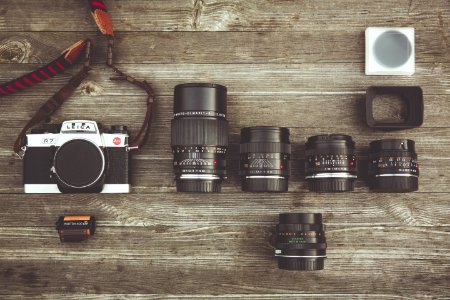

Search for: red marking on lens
xmin=213 ymin=160 xmax=217 ymax=165
xmin=280 ymin=164 xmax=283 ymax=169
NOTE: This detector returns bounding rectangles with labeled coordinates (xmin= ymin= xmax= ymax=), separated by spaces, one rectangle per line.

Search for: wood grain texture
xmin=0 ymin=31 xmax=449 ymax=64
xmin=0 ymin=0 xmax=449 ymax=298
xmin=0 ymin=0 xmax=449 ymax=32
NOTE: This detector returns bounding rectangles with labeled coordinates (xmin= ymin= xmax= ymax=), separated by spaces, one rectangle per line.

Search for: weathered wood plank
xmin=0 ymin=193 xmax=448 ymax=227
xmin=0 ymin=295 xmax=428 ymax=300
xmin=0 ymin=257 xmax=448 ymax=295
xmin=0 ymin=0 xmax=449 ymax=298
xmin=0 ymin=31 xmax=448 ymax=64
xmin=0 ymin=0 xmax=448 ymax=32
xmin=0 ymin=63 xmax=448 ymax=96
xmin=0 ymin=227 xmax=449 ymax=269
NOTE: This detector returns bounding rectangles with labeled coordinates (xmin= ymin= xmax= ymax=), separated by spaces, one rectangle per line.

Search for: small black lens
xmin=368 ymin=139 xmax=419 ymax=192
xmin=275 ymin=213 xmax=327 ymax=271
xmin=171 ymin=83 xmax=228 ymax=192
xmin=240 ymin=126 xmax=290 ymax=192
xmin=305 ymin=134 xmax=357 ymax=192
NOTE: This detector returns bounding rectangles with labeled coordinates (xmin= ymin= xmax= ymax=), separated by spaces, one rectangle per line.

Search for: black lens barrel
xmin=276 ymin=213 xmax=327 ymax=271
xmin=240 ymin=126 xmax=291 ymax=192
xmin=305 ymin=134 xmax=357 ymax=192
xmin=369 ymin=139 xmax=419 ymax=192
xmin=171 ymin=83 xmax=228 ymax=193
xmin=174 ymin=83 xmax=227 ymax=117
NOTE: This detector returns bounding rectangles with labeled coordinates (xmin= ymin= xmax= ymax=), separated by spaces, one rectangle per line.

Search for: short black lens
xmin=275 ymin=213 xmax=327 ymax=271
xmin=171 ymin=83 xmax=228 ymax=192
xmin=305 ymin=134 xmax=357 ymax=192
xmin=368 ymin=139 xmax=419 ymax=192
xmin=240 ymin=126 xmax=290 ymax=192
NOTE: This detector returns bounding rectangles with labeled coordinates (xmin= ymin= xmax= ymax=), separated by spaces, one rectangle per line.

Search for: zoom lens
xmin=171 ymin=83 xmax=228 ymax=192
xmin=275 ymin=213 xmax=327 ymax=271
xmin=240 ymin=127 xmax=290 ymax=192
xmin=368 ymin=139 xmax=419 ymax=192
xmin=305 ymin=134 xmax=357 ymax=192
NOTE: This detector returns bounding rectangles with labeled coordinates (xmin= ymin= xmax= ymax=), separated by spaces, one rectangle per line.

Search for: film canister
xmin=55 ymin=215 xmax=96 ymax=242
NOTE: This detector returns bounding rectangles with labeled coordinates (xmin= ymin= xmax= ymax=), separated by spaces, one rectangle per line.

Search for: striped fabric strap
xmin=0 ymin=40 xmax=89 ymax=95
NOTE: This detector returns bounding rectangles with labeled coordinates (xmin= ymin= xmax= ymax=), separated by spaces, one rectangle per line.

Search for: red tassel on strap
xmin=87 ymin=0 xmax=114 ymax=38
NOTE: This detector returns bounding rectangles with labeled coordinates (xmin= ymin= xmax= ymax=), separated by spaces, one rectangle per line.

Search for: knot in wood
xmin=0 ymin=39 xmax=31 ymax=63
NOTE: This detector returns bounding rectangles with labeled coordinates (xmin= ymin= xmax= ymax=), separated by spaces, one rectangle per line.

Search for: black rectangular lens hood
xmin=365 ymin=86 xmax=424 ymax=130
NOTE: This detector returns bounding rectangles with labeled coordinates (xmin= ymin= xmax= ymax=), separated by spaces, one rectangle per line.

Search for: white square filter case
xmin=365 ymin=27 xmax=415 ymax=75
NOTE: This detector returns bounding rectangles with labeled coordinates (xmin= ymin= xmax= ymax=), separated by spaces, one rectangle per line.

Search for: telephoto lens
xmin=240 ymin=126 xmax=291 ymax=192
xmin=305 ymin=134 xmax=357 ymax=192
xmin=368 ymin=139 xmax=419 ymax=192
xmin=275 ymin=213 xmax=327 ymax=271
xmin=171 ymin=83 xmax=228 ymax=192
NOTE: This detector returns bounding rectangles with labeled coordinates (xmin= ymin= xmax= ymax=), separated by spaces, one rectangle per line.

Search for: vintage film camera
xmin=23 ymin=120 xmax=131 ymax=193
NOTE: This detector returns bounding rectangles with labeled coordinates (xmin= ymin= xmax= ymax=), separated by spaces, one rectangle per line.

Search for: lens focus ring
xmin=171 ymin=118 xmax=228 ymax=146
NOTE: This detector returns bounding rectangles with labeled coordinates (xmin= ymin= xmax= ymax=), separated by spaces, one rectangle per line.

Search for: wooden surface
xmin=0 ymin=0 xmax=449 ymax=298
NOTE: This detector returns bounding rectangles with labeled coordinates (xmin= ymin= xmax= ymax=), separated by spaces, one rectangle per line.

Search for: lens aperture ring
xmin=305 ymin=154 xmax=357 ymax=175
xmin=240 ymin=152 xmax=290 ymax=176
xmin=369 ymin=155 xmax=419 ymax=176
xmin=172 ymin=146 xmax=227 ymax=176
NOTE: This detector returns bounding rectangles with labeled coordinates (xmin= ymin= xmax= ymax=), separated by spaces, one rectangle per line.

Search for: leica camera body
xmin=23 ymin=120 xmax=130 ymax=193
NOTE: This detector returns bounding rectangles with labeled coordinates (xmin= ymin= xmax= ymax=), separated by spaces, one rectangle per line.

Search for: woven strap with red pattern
xmin=1 ymin=0 xmax=154 ymax=157
xmin=0 ymin=40 xmax=89 ymax=95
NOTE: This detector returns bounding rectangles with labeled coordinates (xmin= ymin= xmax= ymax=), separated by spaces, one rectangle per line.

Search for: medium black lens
xmin=240 ymin=126 xmax=290 ymax=192
xmin=305 ymin=134 xmax=357 ymax=192
xmin=275 ymin=213 xmax=327 ymax=271
xmin=368 ymin=139 xmax=419 ymax=192
xmin=171 ymin=83 xmax=228 ymax=192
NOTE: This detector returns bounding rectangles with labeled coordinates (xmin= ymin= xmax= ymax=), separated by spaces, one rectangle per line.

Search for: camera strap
xmin=4 ymin=0 xmax=155 ymax=157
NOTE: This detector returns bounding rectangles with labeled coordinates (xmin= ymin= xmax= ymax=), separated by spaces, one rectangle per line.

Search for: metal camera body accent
xmin=23 ymin=120 xmax=130 ymax=193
